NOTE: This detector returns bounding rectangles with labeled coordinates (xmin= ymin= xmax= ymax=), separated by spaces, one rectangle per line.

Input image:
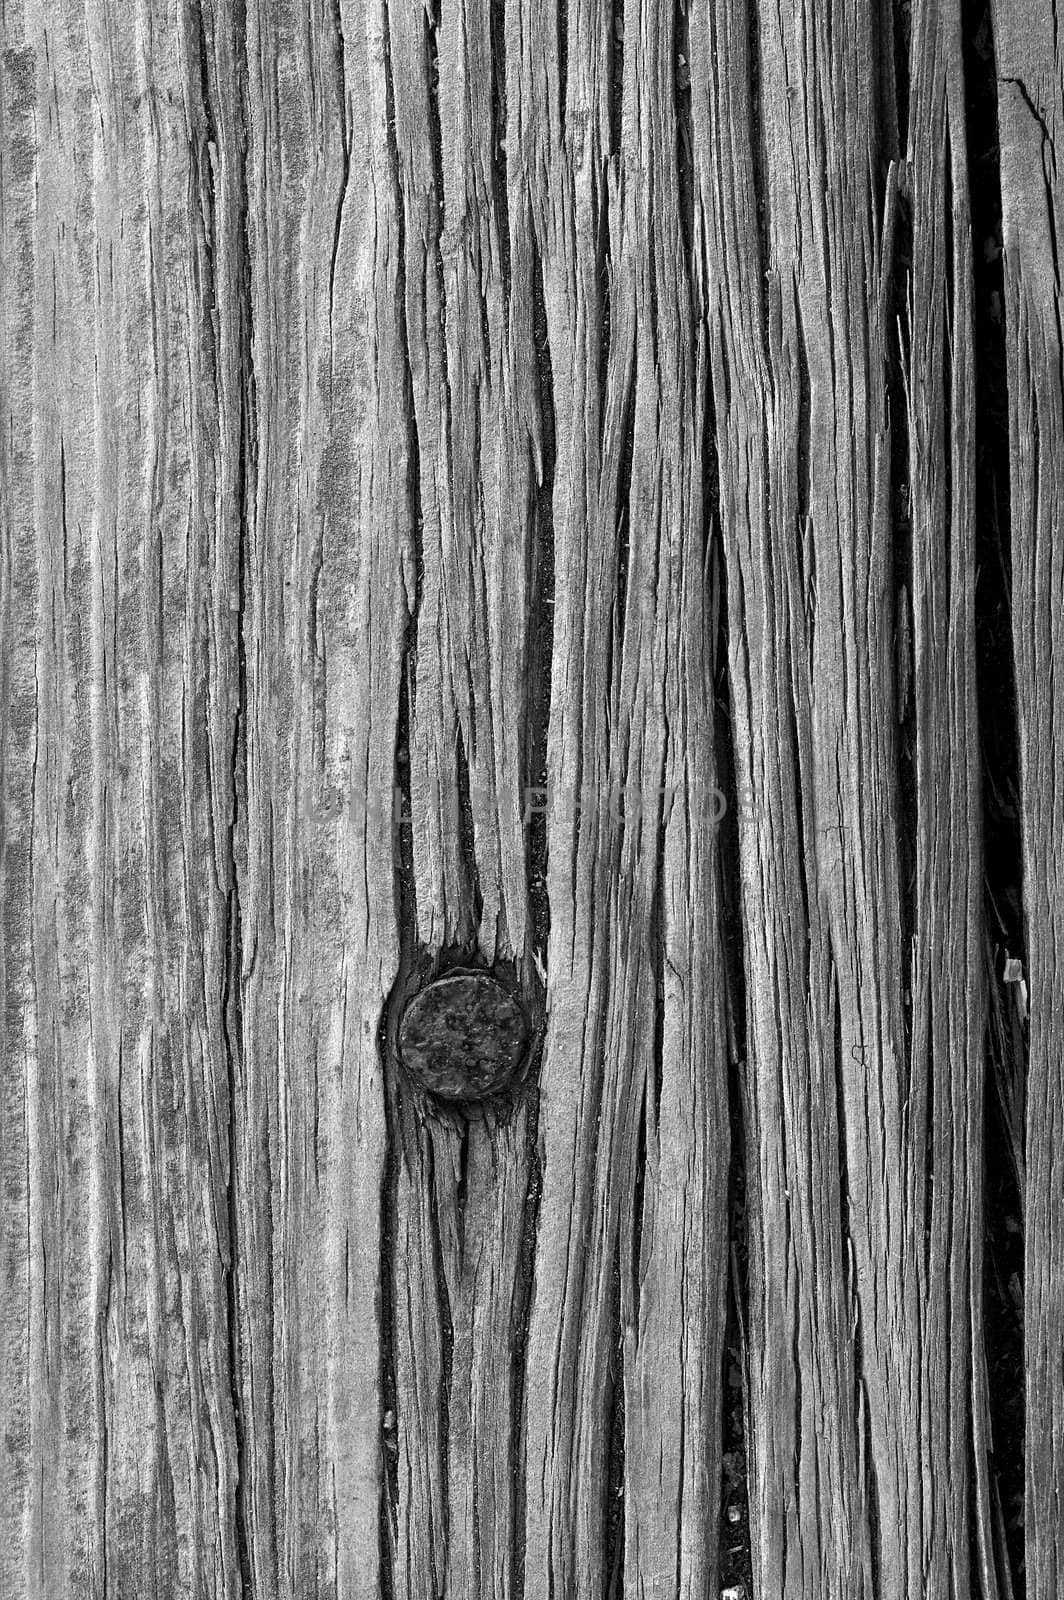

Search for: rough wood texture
xmin=990 ymin=6 xmax=1064 ymax=1598
xmin=905 ymin=4 xmax=998 ymax=1593
xmin=0 ymin=0 xmax=1052 ymax=1597
xmin=2 ymin=5 xmax=244 ymax=1593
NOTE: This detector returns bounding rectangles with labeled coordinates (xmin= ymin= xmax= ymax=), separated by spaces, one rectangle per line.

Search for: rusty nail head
xmin=398 ymin=971 xmax=530 ymax=1102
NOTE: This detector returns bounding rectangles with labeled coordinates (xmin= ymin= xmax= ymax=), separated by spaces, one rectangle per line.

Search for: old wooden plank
xmin=519 ymin=2 xmax=732 ymax=1597
xmin=1 ymin=0 xmax=245 ymax=1592
xmin=0 ymin=16 xmax=37 ymax=1594
xmin=988 ymin=4 xmax=1064 ymax=1595
xmin=515 ymin=4 xmax=625 ymax=1590
xmin=692 ymin=1 xmax=877 ymax=1589
xmin=235 ymin=0 xmax=406 ymax=1592
xmin=376 ymin=0 xmax=542 ymax=1589
xmin=0 ymin=3 xmax=1050 ymax=1598
xmin=905 ymin=0 xmax=998 ymax=1591
xmin=693 ymin=0 xmax=1000 ymax=1592
xmin=610 ymin=14 xmax=731 ymax=1599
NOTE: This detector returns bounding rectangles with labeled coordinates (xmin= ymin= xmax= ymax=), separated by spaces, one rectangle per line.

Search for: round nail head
xmin=398 ymin=972 xmax=530 ymax=1102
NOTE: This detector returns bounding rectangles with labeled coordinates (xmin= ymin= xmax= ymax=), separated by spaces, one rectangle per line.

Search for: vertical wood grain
xmin=0 ymin=1 xmax=1048 ymax=1597
xmin=1 ymin=1 xmax=244 ymax=1592
xmin=906 ymin=1 xmax=998 ymax=1592
xmin=237 ymin=0 xmax=405 ymax=1590
xmin=989 ymin=4 xmax=1064 ymax=1594
xmin=693 ymin=0 xmax=1000 ymax=1592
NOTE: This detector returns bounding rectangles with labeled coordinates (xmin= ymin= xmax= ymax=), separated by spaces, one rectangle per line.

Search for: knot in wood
xmin=398 ymin=972 xmax=530 ymax=1103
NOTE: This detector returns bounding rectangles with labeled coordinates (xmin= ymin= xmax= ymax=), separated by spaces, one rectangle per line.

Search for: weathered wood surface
xmin=0 ymin=0 xmax=1053 ymax=1597
xmin=990 ymin=7 xmax=1064 ymax=1599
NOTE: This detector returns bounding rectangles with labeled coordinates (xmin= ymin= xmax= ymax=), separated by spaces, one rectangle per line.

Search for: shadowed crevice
xmin=609 ymin=0 xmax=623 ymax=157
xmin=674 ymin=0 xmax=694 ymax=272
xmin=510 ymin=1126 xmax=542 ymax=1600
xmin=193 ymin=0 xmax=258 ymax=1583
xmin=490 ymin=0 xmax=511 ymax=306
xmin=606 ymin=359 xmax=637 ymax=719
xmin=711 ymin=466 xmax=753 ymax=1599
xmin=525 ymin=241 xmax=556 ymax=963
xmin=378 ymin=0 xmax=430 ymax=1577
xmin=962 ymin=0 xmax=1027 ymax=1589
xmin=743 ymin=0 xmax=771 ymax=337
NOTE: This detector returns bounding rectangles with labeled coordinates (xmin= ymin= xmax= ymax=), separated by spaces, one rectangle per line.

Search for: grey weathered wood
xmin=0 ymin=1 xmax=1050 ymax=1597
xmin=693 ymin=0 xmax=1002 ymax=1593
xmin=990 ymin=6 xmax=1064 ymax=1597
xmin=906 ymin=4 xmax=998 ymax=1593
xmin=237 ymin=1 xmax=403 ymax=1591
xmin=519 ymin=8 xmax=732 ymax=1600
xmin=2 ymin=3 xmax=245 ymax=1595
